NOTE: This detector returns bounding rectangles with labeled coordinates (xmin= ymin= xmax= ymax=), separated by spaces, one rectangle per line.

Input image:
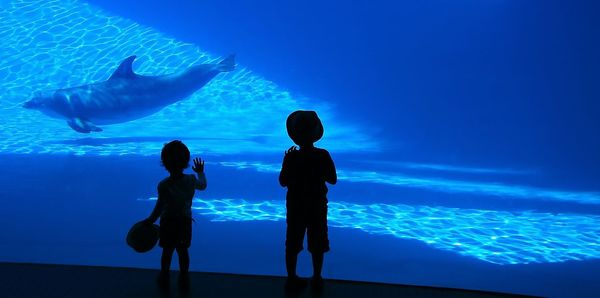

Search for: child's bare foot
xmin=311 ymin=276 xmax=324 ymax=291
xmin=178 ymin=272 xmax=190 ymax=291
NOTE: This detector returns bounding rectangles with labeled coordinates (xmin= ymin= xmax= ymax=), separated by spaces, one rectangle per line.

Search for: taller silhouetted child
xmin=279 ymin=110 xmax=337 ymax=291
xmin=144 ymin=140 xmax=206 ymax=288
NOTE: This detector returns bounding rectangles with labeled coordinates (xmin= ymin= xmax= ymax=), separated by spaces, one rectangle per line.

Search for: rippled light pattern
xmin=139 ymin=197 xmax=600 ymax=264
xmin=7 ymin=0 xmax=600 ymax=271
xmin=185 ymin=198 xmax=600 ymax=265
xmin=218 ymin=161 xmax=600 ymax=205
xmin=396 ymin=162 xmax=530 ymax=175
xmin=0 ymin=0 xmax=373 ymax=156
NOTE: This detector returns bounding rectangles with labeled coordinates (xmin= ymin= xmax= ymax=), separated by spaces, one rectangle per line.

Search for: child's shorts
xmin=159 ymin=216 xmax=192 ymax=248
xmin=286 ymin=203 xmax=330 ymax=254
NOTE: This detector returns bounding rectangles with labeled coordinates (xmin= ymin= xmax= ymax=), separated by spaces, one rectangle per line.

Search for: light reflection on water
xmin=0 ymin=0 xmax=373 ymax=156
xmin=219 ymin=161 xmax=600 ymax=205
xmin=138 ymin=197 xmax=600 ymax=265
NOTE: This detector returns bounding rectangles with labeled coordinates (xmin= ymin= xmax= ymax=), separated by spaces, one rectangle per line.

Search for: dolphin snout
xmin=22 ymin=101 xmax=33 ymax=109
xmin=22 ymin=100 xmax=40 ymax=109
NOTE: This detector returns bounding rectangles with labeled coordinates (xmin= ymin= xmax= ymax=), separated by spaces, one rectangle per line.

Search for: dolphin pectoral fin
xmin=109 ymin=55 xmax=138 ymax=80
xmin=217 ymin=54 xmax=236 ymax=72
xmin=67 ymin=119 xmax=91 ymax=133
xmin=88 ymin=123 xmax=103 ymax=132
xmin=67 ymin=118 xmax=103 ymax=133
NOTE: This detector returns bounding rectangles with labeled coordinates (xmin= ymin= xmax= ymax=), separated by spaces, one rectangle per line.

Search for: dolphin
xmin=23 ymin=54 xmax=236 ymax=133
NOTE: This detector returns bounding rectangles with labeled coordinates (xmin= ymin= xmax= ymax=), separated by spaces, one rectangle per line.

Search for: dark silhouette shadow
xmin=133 ymin=140 xmax=207 ymax=292
xmin=1 ymin=263 xmax=519 ymax=298
xmin=279 ymin=110 xmax=337 ymax=292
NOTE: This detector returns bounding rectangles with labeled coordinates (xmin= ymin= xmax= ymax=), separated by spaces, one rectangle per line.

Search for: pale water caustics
xmin=0 ymin=0 xmax=373 ymax=155
xmin=3 ymin=0 xmax=600 ymax=274
xmin=138 ymin=197 xmax=600 ymax=265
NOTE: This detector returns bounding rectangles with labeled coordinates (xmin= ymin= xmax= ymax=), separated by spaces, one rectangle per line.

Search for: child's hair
xmin=161 ymin=140 xmax=190 ymax=173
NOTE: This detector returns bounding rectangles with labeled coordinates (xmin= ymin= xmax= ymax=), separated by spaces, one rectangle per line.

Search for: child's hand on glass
xmin=285 ymin=146 xmax=297 ymax=155
xmin=192 ymin=157 xmax=204 ymax=173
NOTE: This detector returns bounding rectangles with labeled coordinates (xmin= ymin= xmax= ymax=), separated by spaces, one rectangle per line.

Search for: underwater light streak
xmin=395 ymin=162 xmax=530 ymax=175
xmin=219 ymin=161 xmax=600 ymax=205
xmin=0 ymin=0 xmax=373 ymax=155
xmin=140 ymin=197 xmax=600 ymax=265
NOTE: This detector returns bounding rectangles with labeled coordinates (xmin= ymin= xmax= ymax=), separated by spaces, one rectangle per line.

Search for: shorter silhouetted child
xmin=144 ymin=140 xmax=207 ymax=287
xmin=279 ymin=110 xmax=337 ymax=291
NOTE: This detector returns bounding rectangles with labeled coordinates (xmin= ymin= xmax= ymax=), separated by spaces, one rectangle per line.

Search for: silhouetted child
xmin=279 ymin=110 xmax=337 ymax=291
xmin=144 ymin=140 xmax=207 ymax=287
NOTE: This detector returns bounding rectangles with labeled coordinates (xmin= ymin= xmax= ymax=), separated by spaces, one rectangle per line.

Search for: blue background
xmin=1 ymin=1 xmax=599 ymax=297
xmin=91 ymin=0 xmax=600 ymax=186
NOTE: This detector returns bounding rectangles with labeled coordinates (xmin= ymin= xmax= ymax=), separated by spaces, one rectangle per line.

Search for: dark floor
xmin=0 ymin=262 xmax=533 ymax=298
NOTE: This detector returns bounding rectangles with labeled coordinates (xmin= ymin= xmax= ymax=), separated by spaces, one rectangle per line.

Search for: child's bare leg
xmin=285 ymin=251 xmax=299 ymax=278
xmin=161 ymin=247 xmax=176 ymax=273
xmin=176 ymin=246 xmax=190 ymax=274
xmin=311 ymin=252 xmax=324 ymax=278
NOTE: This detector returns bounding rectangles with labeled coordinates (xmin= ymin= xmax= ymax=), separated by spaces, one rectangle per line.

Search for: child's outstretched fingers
xmin=193 ymin=157 xmax=205 ymax=173
xmin=285 ymin=146 xmax=297 ymax=155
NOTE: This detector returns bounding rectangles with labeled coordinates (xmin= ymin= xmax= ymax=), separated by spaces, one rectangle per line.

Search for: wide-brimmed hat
xmin=286 ymin=110 xmax=324 ymax=145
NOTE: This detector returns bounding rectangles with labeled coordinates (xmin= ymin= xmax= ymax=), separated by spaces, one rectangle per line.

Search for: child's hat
xmin=286 ymin=110 xmax=324 ymax=145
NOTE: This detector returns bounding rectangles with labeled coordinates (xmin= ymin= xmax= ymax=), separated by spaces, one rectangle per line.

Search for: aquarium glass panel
xmin=1 ymin=0 xmax=599 ymax=296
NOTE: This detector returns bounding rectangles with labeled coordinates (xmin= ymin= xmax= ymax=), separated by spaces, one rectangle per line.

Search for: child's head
xmin=286 ymin=110 xmax=324 ymax=147
xmin=161 ymin=140 xmax=190 ymax=174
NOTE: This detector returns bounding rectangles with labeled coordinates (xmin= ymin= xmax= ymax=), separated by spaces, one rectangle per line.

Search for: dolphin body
xmin=23 ymin=55 xmax=236 ymax=133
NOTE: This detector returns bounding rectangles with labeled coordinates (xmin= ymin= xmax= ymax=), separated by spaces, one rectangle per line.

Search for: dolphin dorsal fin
xmin=109 ymin=55 xmax=138 ymax=80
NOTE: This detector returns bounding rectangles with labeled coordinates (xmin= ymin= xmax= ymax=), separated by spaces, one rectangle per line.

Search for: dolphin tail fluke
xmin=217 ymin=54 xmax=236 ymax=72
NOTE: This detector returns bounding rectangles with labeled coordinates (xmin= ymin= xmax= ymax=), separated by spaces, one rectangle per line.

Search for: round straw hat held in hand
xmin=126 ymin=220 xmax=159 ymax=253
xmin=286 ymin=110 xmax=324 ymax=146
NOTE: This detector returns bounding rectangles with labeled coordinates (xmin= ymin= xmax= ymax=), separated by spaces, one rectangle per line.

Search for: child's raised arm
xmin=279 ymin=146 xmax=297 ymax=187
xmin=324 ymin=151 xmax=337 ymax=185
xmin=192 ymin=157 xmax=207 ymax=190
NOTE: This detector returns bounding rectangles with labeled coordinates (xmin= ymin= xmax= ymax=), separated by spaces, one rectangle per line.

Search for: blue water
xmin=1 ymin=0 xmax=599 ymax=297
